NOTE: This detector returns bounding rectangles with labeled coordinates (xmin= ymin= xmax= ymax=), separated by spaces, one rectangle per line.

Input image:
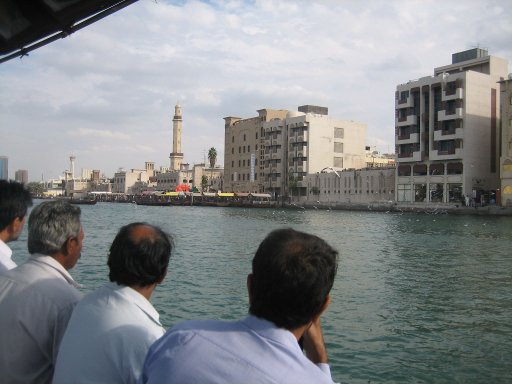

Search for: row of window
xmin=397 ymin=183 xmax=463 ymax=203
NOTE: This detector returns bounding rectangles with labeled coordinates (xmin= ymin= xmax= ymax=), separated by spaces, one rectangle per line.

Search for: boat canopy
xmin=250 ymin=193 xmax=272 ymax=198
xmin=162 ymin=191 xmax=180 ymax=197
xmin=202 ymin=192 xmax=216 ymax=197
xmin=235 ymin=192 xmax=250 ymax=197
xmin=217 ymin=193 xmax=235 ymax=197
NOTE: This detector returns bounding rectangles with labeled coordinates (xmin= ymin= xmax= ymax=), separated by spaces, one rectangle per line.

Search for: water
xmin=10 ymin=201 xmax=512 ymax=383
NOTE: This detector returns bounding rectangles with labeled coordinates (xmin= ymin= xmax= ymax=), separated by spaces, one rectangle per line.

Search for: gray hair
xmin=28 ymin=200 xmax=82 ymax=255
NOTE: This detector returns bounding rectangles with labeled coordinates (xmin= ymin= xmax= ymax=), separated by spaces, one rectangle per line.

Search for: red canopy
xmin=175 ymin=184 xmax=190 ymax=192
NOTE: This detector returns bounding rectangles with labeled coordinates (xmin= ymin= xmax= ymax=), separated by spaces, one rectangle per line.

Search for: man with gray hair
xmin=0 ymin=200 xmax=84 ymax=384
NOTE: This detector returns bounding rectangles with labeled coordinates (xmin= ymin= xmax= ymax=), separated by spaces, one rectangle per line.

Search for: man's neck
xmin=129 ymin=283 xmax=157 ymax=301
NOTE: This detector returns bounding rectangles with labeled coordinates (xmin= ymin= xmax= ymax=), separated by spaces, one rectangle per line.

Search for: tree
xmin=207 ymin=147 xmax=217 ymax=189
xmin=27 ymin=181 xmax=45 ymax=197
xmin=201 ymin=175 xmax=208 ymax=192
xmin=208 ymin=147 xmax=217 ymax=169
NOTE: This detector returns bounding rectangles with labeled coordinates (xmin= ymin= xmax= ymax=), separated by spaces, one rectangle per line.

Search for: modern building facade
xmin=0 ymin=156 xmax=8 ymax=180
xmin=14 ymin=169 xmax=28 ymax=185
xmin=500 ymin=76 xmax=512 ymax=206
xmin=224 ymin=105 xmax=366 ymax=198
xmin=395 ymin=48 xmax=509 ymax=204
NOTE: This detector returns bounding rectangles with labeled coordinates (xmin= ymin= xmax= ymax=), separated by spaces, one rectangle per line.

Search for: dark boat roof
xmin=0 ymin=0 xmax=139 ymax=64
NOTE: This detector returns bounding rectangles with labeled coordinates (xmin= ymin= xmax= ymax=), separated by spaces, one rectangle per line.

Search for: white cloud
xmin=1 ymin=0 xmax=511 ymax=180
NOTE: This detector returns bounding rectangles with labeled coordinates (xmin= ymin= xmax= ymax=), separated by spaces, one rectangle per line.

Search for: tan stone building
xmin=224 ymin=109 xmax=288 ymax=193
xmin=395 ymin=48 xmax=509 ymax=205
xmin=500 ymin=76 xmax=512 ymax=206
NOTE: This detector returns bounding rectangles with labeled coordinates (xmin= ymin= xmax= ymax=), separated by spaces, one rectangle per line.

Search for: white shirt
xmin=53 ymin=282 xmax=165 ymax=384
xmin=139 ymin=315 xmax=335 ymax=384
xmin=0 ymin=255 xmax=82 ymax=384
xmin=0 ymin=239 xmax=16 ymax=272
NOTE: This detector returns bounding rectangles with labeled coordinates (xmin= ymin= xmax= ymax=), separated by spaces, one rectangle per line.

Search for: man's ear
xmin=312 ymin=295 xmax=331 ymax=322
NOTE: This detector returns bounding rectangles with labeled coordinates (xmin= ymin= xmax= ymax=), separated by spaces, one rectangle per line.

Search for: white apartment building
xmin=500 ymin=76 xmax=512 ymax=206
xmin=395 ymin=48 xmax=509 ymax=204
xmin=224 ymin=105 xmax=366 ymax=198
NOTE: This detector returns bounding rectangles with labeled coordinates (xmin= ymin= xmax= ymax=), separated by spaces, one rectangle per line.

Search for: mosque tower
xmin=170 ymin=103 xmax=184 ymax=171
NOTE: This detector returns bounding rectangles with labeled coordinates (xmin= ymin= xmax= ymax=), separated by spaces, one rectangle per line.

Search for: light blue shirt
xmin=139 ymin=315 xmax=334 ymax=384
xmin=53 ymin=282 xmax=165 ymax=384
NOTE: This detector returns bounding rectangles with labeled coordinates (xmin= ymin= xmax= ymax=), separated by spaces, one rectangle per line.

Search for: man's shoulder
xmin=0 ymin=261 xmax=81 ymax=305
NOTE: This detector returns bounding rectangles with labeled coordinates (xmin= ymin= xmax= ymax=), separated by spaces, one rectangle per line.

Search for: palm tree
xmin=208 ymin=147 xmax=217 ymax=169
xmin=207 ymin=147 xmax=217 ymax=191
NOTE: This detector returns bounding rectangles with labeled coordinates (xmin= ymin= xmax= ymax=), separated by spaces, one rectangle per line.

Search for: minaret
xmin=69 ymin=155 xmax=75 ymax=179
xmin=170 ymin=103 xmax=184 ymax=171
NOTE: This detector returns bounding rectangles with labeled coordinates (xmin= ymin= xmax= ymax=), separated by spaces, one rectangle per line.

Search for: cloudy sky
xmin=1 ymin=0 xmax=511 ymax=181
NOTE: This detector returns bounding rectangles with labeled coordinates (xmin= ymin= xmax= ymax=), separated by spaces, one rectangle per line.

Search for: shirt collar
xmin=0 ymin=239 xmax=13 ymax=258
xmin=241 ymin=315 xmax=302 ymax=353
xmin=29 ymin=254 xmax=82 ymax=289
xmin=106 ymin=282 xmax=162 ymax=326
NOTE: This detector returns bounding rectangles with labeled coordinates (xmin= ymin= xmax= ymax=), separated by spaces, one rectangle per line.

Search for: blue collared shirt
xmin=139 ymin=315 xmax=334 ymax=384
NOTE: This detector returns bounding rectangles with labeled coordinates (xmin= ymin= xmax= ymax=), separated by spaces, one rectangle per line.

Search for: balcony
xmin=395 ymin=96 xmax=413 ymax=109
xmin=296 ymin=131 xmax=308 ymax=141
xmin=430 ymin=147 xmax=463 ymax=160
xmin=438 ymin=108 xmax=463 ymax=121
xmin=433 ymin=127 xmax=463 ymax=141
xmin=396 ymin=132 xmax=419 ymax=144
xmin=396 ymin=114 xmax=417 ymax=127
xmin=396 ymin=150 xmax=422 ymax=162
xmin=442 ymin=87 xmax=463 ymax=101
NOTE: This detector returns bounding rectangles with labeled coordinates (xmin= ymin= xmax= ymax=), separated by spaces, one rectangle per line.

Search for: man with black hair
xmin=139 ymin=228 xmax=338 ymax=384
xmin=53 ymin=222 xmax=173 ymax=384
xmin=0 ymin=180 xmax=32 ymax=272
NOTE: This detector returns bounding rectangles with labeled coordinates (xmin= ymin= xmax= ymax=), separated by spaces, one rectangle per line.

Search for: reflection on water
xmin=10 ymin=202 xmax=512 ymax=383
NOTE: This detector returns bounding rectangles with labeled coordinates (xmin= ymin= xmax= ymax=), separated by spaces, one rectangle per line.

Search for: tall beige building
xmin=395 ymin=48 xmax=509 ymax=204
xmin=170 ymin=103 xmax=183 ymax=171
xmin=224 ymin=105 xmax=367 ymax=198
xmin=500 ymin=76 xmax=512 ymax=206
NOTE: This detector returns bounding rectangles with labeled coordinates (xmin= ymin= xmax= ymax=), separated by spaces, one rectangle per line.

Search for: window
xmin=439 ymin=140 xmax=455 ymax=154
xmin=334 ymin=142 xmax=344 ymax=153
xmin=397 ymin=184 xmax=411 ymax=202
xmin=231 ymin=148 xmax=234 ymax=154
xmin=231 ymin=161 xmax=234 ymax=167
xmin=430 ymin=163 xmax=444 ymax=175
xmin=398 ymin=165 xmax=411 ymax=176
xmin=413 ymin=164 xmax=427 ymax=176
xmin=429 ymin=183 xmax=444 ymax=202
xmin=238 ymin=147 xmax=241 ymax=153
xmin=333 ymin=157 xmax=343 ymax=168
xmin=248 ymin=145 xmax=250 ymax=152
xmin=334 ymin=128 xmax=344 ymax=139
xmin=448 ymin=183 xmax=462 ymax=203
xmin=414 ymin=184 xmax=426 ymax=202
xmin=447 ymin=162 xmax=463 ymax=175
xmin=232 ymin=136 xmax=234 ymax=143
xmin=244 ymin=134 xmax=246 ymax=141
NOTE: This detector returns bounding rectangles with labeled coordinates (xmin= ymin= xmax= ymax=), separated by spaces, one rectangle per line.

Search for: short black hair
xmin=108 ymin=223 xmax=173 ymax=287
xmin=249 ymin=228 xmax=338 ymax=330
xmin=0 ymin=180 xmax=33 ymax=232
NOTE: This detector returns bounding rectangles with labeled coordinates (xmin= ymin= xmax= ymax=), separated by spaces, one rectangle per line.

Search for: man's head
xmin=108 ymin=223 xmax=173 ymax=288
xmin=248 ymin=228 xmax=338 ymax=330
xmin=0 ymin=180 xmax=33 ymax=242
xmin=28 ymin=200 xmax=83 ymax=269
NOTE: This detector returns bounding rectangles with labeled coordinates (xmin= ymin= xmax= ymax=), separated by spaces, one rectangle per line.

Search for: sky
xmin=1 ymin=0 xmax=511 ymax=181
